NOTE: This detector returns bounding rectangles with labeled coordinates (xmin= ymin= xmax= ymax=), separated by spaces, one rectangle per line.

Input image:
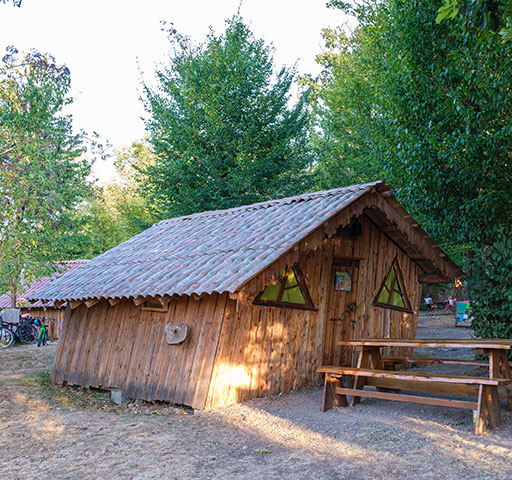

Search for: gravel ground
xmin=0 ymin=317 xmax=511 ymax=480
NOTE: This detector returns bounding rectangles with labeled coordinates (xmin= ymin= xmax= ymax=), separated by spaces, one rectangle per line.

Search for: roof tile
xmin=29 ymin=182 xmax=382 ymax=302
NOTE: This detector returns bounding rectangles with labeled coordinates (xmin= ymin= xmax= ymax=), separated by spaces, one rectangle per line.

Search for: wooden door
xmin=323 ymin=258 xmax=360 ymax=366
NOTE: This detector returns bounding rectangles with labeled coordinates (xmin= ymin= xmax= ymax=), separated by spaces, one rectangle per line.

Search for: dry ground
xmin=1 ymin=316 xmax=511 ymax=480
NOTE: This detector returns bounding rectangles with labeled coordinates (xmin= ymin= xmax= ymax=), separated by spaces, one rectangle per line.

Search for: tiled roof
xmin=0 ymin=260 xmax=89 ymax=309
xmin=29 ymin=182 xmax=385 ymax=303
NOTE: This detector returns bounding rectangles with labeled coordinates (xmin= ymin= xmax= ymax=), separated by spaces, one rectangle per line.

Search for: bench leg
xmin=475 ymin=385 xmax=501 ymax=434
xmin=322 ymin=374 xmax=348 ymax=412
xmin=497 ymin=351 xmax=512 ymax=411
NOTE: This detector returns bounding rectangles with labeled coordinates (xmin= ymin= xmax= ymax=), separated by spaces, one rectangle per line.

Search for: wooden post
xmin=350 ymin=347 xmax=371 ymax=406
xmin=475 ymin=384 xmax=501 ymax=434
xmin=322 ymin=374 xmax=347 ymax=412
xmin=497 ymin=350 xmax=512 ymax=410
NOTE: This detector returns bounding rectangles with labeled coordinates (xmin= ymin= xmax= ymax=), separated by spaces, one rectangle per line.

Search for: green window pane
xmin=286 ymin=268 xmax=299 ymax=287
xmin=281 ymin=286 xmax=306 ymax=304
xmin=260 ymin=282 xmax=281 ymax=301
xmin=377 ymin=288 xmax=390 ymax=304
xmin=384 ymin=267 xmax=396 ymax=290
xmin=375 ymin=262 xmax=410 ymax=310
xmin=389 ymin=291 xmax=405 ymax=308
xmin=257 ymin=266 xmax=311 ymax=307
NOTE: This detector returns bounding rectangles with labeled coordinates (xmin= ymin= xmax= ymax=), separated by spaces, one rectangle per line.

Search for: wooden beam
xmin=335 ymin=387 xmax=478 ymax=410
xmin=157 ymin=296 xmax=169 ymax=306
xmin=70 ymin=300 xmax=82 ymax=310
xmin=380 ymin=225 xmax=399 ymax=232
xmin=109 ymin=298 xmax=121 ymax=307
xmin=85 ymin=298 xmax=99 ymax=308
xmin=408 ymin=253 xmax=426 ymax=260
xmin=161 ymin=294 xmax=172 ymax=305
xmin=419 ymin=274 xmax=451 ymax=283
xmin=54 ymin=300 xmax=64 ymax=308
xmin=133 ymin=296 xmax=146 ymax=306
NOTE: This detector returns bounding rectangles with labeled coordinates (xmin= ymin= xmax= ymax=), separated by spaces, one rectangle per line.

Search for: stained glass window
xmin=254 ymin=265 xmax=315 ymax=309
xmin=373 ymin=258 xmax=412 ymax=312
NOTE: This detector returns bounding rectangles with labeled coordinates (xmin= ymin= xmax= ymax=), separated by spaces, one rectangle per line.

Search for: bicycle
xmin=0 ymin=313 xmax=37 ymax=347
xmin=34 ymin=316 xmax=54 ymax=347
xmin=0 ymin=323 xmax=15 ymax=349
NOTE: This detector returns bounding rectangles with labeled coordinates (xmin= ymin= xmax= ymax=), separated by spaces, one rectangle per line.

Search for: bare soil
xmin=1 ymin=316 xmax=511 ymax=480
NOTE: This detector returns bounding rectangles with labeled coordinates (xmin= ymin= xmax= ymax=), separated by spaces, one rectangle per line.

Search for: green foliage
xmin=143 ymin=16 xmax=313 ymax=218
xmin=0 ymin=48 xmax=91 ymax=306
xmin=307 ymin=24 xmax=388 ymax=189
xmin=436 ymin=0 xmax=512 ymax=41
xmin=322 ymin=1 xmax=512 ymax=338
xmin=69 ymin=141 xmax=156 ymax=259
xmin=467 ymin=234 xmax=512 ymax=345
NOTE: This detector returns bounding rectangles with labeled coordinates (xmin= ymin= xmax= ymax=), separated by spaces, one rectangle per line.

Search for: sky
xmin=0 ymin=0 xmax=351 ymax=181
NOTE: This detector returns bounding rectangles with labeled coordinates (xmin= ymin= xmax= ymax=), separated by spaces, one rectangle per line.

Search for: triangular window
xmin=373 ymin=257 xmax=412 ymax=312
xmin=254 ymin=265 xmax=315 ymax=310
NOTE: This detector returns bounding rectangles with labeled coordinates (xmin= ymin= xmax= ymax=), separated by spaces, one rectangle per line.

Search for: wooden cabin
xmin=0 ymin=260 xmax=88 ymax=339
xmin=30 ymin=181 xmax=461 ymax=409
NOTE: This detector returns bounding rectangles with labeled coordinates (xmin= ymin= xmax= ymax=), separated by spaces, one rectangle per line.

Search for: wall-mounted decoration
xmin=165 ymin=323 xmax=188 ymax=344
xmin=335 ymin=271 xmax=352 ymax=291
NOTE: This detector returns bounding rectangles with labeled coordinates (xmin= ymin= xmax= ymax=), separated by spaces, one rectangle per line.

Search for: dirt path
xmin=1 ymin=320 xmax=511 ymax=480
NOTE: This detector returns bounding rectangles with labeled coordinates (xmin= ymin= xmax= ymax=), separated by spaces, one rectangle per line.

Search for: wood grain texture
xmin=339 ymin=339 xmax=512 ymax=349
xmin=53 ymin=212 xmax=426 ymax=409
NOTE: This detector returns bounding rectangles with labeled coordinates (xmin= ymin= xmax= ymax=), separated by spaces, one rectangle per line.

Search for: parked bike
xmin=0 ymin=323 xmax=14 ymax=349
xmin=0 ymin=312 xmax=37 ymax=348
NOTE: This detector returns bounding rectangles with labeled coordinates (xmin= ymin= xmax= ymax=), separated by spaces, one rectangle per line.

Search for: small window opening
xmin=141 ymin=299 xmax=169 ymax=312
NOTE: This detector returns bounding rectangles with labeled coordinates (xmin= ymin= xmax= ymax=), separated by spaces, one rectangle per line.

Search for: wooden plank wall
xmin=204 ymin=244 xmax=330 ymax=408
xmin=53 ymin=294 xmax=231 ymax=409
xmin=21 ymin=307 xmax=64 ymax=340
xmin=205 ymin=215 xmax=421 ymax=408
xmin=53 ymin=214 xmax=422 ymax=410
xmin=322 ymin=216 xmax=421 ymax=367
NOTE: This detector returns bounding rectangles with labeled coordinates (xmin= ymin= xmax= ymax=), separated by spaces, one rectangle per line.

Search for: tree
xmin=436 ymin=0 xmax=512 ymax=41
xmin=320 ymin=1 xmax=512 ymax=340
xmin=0 ymin=48 xmax=91 ymax=307
xmin=306 ymin=24 xmax=388 ymax=189
xmin=70 ymin=141 xmax=156 ymax=259
xmin=142 ymin=16 xmax=313 ymax=218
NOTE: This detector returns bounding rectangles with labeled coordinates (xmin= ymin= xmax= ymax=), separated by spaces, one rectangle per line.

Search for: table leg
xmin=349 ymin=347 xmax=376 ymax=406
xmin=322 ymin=373 xmax=348 ymax=412
xmin=348 ymin=347 xmax=372 ymax=407
xmin=489 ymin=350 xmax=512 ymax=410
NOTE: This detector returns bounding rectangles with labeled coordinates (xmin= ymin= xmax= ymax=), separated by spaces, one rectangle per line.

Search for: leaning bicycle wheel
xmin=0 ymin=327 xmax=15 ymax=349
xmin=19 ymin=322 xmax=37 ymax=344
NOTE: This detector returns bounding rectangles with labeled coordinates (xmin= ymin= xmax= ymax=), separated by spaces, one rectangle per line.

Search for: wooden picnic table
xmin=317 ymin=338 xmax=512 ymax=434
xmin=338 ymin=338 xmax=512 ymax=381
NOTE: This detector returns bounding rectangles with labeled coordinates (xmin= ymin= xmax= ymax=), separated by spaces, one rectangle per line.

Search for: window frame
xmin=141 ymin=299 xmax=169 ymax=313
xmin=253 ymin=265 xmax=316 ymax=311
xmin=373 ymin=256 xmax=413 ymax=313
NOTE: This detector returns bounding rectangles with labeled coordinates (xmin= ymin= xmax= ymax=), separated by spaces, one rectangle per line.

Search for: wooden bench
xmin=381 ymin=356 xmax=512 ymax=369
xmin=317 ymin=366 xmax=509 ymax=434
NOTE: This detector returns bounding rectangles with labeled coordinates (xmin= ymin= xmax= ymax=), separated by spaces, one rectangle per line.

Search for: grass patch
xmin=35 ymin=370 xmax=52 ymax=385
xmin=256 ymin=448 xmax=272 ymax=455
